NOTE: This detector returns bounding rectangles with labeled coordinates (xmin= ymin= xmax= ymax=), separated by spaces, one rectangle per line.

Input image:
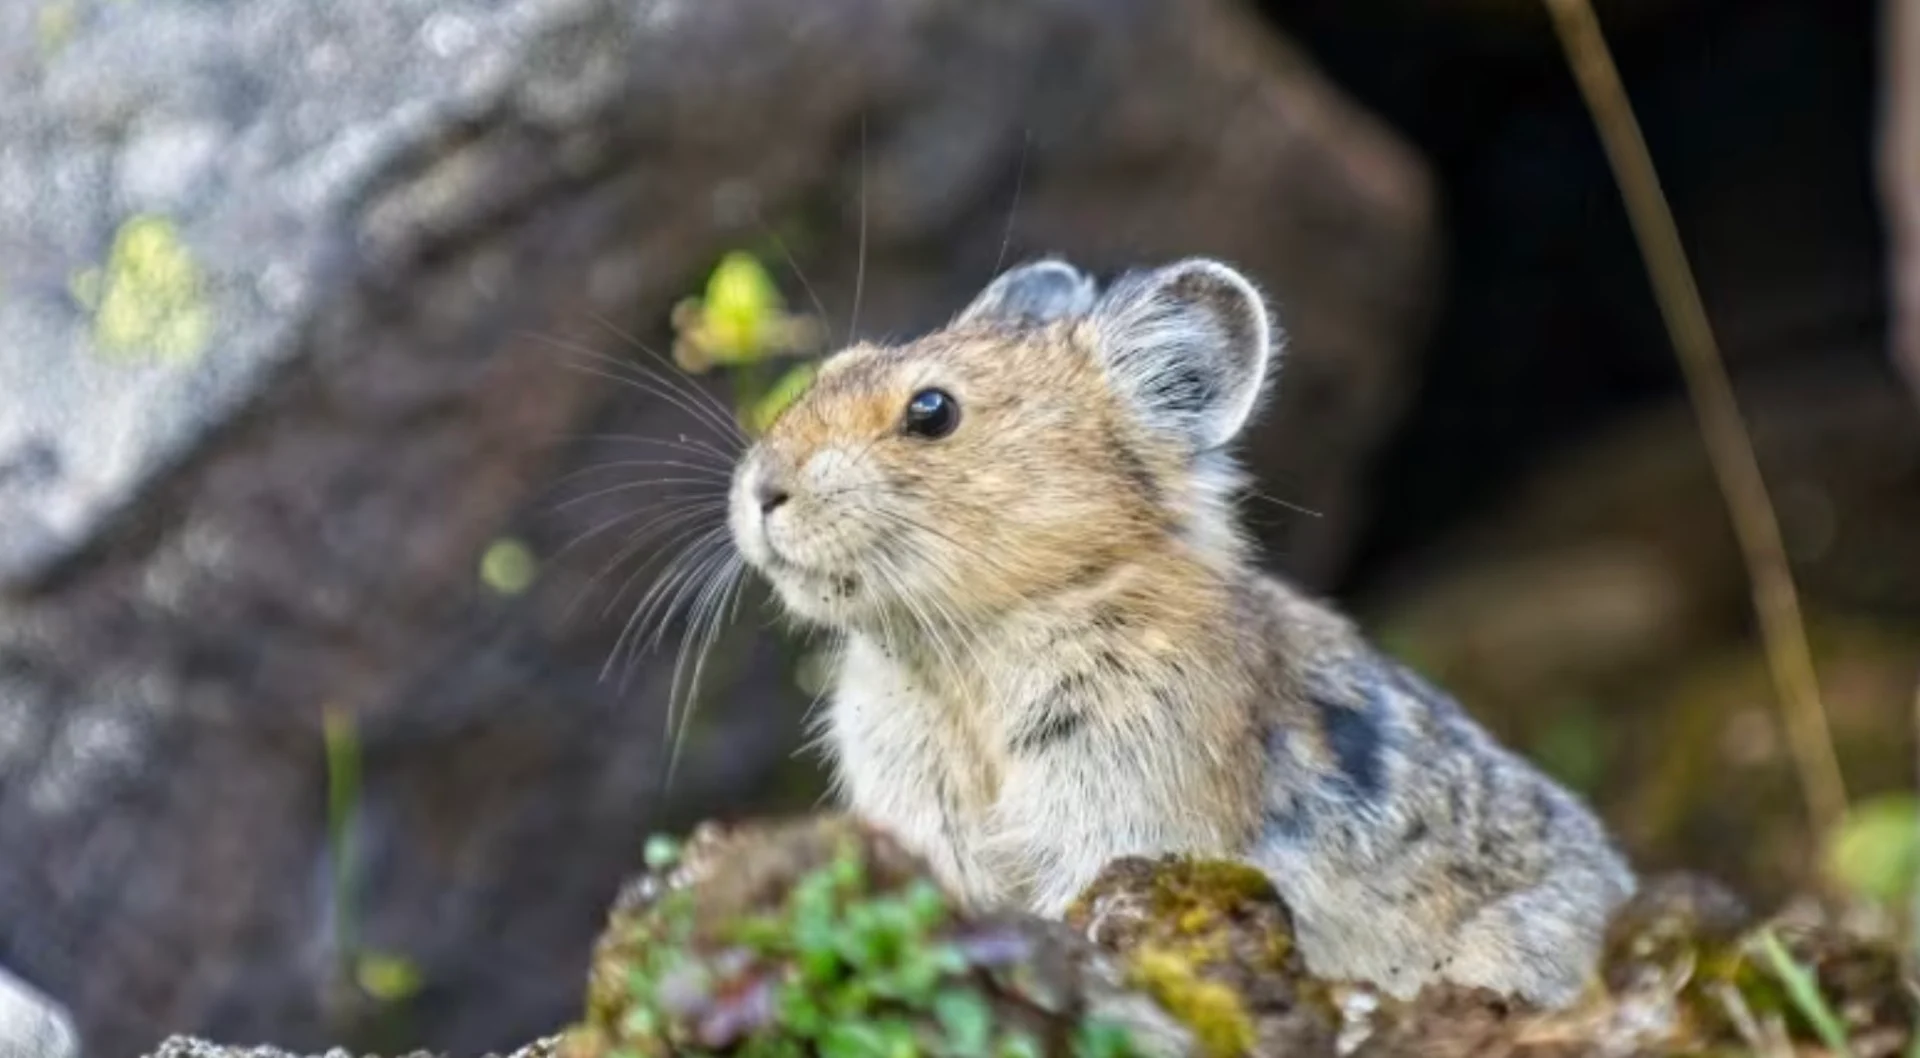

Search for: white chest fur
xmin=823 ymin=632 xmax=1243 ymax=914
xmin=824 ymin=634 xmax=1007 ymax=903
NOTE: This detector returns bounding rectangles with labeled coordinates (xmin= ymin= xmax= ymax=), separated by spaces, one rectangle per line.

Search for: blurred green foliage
xmin=1757 ymin=929 xmax=1859 ymax=1058
xmin=670 ymin=251 xmax=824 ymax=435
xmin=1823 ymin=795 xmax=1920 ymax=910
xmin=481 ymin=537 xmax=540 ymax=596
xmin=323 ymin=708 xmax=425 ymax=1021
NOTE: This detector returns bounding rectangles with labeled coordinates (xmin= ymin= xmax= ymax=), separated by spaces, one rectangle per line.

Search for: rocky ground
xmin=145 ymin=815 xmax=1916 ymax=1058
xmin=0 ymin=0 xmax=1430 ymax=1052
xmin=5 ymin=0 xmax=1913 ymax=1054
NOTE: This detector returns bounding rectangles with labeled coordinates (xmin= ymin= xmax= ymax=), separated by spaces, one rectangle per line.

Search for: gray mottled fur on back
xmin=1241 ymin=577 xmax=1634 ymax=1006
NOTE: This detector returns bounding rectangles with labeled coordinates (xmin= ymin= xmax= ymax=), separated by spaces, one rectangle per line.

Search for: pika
xmin=726 ymin=257 xmax=1636 ymax=1007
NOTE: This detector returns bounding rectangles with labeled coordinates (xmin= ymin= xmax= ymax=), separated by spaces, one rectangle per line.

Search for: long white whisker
xmin=582 ymin=310 xmax=753 ymax=446
xmin=562 ymin=431 xmax=739 ymax=466
xmin=869 ymin=545 xmax=965 ymax=691
xmin=849 ymin=112 xmax=869 ymax=342
xmin=551 ymin=477 xmax=729 ymax=512
xmin=558 ymin=500 xmax=729 ymax=620
xmin=545 ymin=354 xmax=744 ymax=454
xmin=562 ymin=523 xmax=728 ymax=637
xmin=992 ymin=128 xmax=1031 ymax=278
xmin=664 ymin=558 xmax=744 ymax=789
xmin=603 ymin=530 xmax=729 ymax=688
xmin=625 ymin=534 xmax=737 ymax=687
xmin=660 ymin=551 xmax=728 ymax=772
xmin=751 ymin=206 xmax=835 ymax=347
xmin=550 ymin=459 xmax=732 ymax=490
xmin=1240 ymin=489 xmax=1324 ymax=519
xmin=524 ymin=332 xmax=747 ymax=451
xmin=871 ymin=506 xmax=1025 ymax=587
xmin=644 ymin=541 xmax=734 ymax=655
xmin=600 ymin=520 xmax=728 ymax=624
xmin=630 ymin=539 xmax=733 ymax=742
xmin=892 ymin=538 xmax=993 ymax=688
xmin=555 ymin=497 xmax=726 ymax=566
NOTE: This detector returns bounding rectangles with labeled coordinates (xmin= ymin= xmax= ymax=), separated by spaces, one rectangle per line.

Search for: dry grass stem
xmin=1542 ymin=0 xmax=1849 ymax=836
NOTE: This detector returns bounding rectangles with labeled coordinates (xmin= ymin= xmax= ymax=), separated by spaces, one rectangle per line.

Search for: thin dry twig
xmin=1542 ymin=0 xmax=1849 ymax=836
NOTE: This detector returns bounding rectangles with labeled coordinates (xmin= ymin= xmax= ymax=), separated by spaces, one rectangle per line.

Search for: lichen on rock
xmin=71 ymin=213 xmax=214 ymax=363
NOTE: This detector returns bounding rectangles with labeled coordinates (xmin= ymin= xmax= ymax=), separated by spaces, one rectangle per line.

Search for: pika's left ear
xmin=954 ymin=258 xmax=1098 ymax=328
xmin=1090 ymin=258 xmax=1278 ymax=450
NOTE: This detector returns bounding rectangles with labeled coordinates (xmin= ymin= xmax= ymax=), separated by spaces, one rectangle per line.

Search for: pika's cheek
xmin=802 ymin=444 xmax=885 ymax=500
xmin=782 ymin=446 xmax=889 ymax=552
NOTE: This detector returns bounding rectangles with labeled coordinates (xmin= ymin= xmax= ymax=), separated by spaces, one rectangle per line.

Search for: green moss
xmin=1066 ymin=858 xmax=1326 ymax=1056
xmin=1123 ymin=949 xmax=1252 ymax=1058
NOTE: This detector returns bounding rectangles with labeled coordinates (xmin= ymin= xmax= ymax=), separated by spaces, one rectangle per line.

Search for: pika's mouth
xmin=756 ymin=544 xmax=864 ymax=608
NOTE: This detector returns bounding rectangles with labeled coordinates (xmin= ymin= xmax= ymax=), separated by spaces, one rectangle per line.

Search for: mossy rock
xmin=1348 ymin=874 xmax=1910 ymax=1058
xmin=561 ymin=816 xmax=1188 ymax=1058
xmin=141 ymin=830 xmax=1915 ymax=1058
xmin=1066 ymin=857 xmax=1338 ymax=1058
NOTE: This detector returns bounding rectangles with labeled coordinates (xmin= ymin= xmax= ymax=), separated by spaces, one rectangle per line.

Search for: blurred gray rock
xmin=0 ymin=0 xmax=1435 ymax=1054
xmin=0 ymin=965 xmax=78 ymax=1058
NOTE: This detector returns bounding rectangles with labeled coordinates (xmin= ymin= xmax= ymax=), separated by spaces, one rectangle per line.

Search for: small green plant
xmin=575 ymin=829 xmax=1147 ymax=1058
xmin=323 ymin=706 xmax=363 ymax=969
xmin=1755 ymin=929 xmax=1858 ymax=1058
xmin=322 ymin=707 xmax=425 ymax=1018
xmin=669 ymin=251 xmax=825 ymax=436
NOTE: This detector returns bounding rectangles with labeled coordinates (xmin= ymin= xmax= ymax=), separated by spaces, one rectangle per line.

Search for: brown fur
xmin=726 ymin=259 xmax=1634 ymax=1008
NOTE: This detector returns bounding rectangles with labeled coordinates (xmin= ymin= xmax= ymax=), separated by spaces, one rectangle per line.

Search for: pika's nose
xmin=755 ymin=479 xmax=791 ymax=514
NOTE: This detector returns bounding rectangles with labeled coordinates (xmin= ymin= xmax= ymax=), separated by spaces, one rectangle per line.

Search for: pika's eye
xmin=903 ymin=388 xmax=959 ymax=439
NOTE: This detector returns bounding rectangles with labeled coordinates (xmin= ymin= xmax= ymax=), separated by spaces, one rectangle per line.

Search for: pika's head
xmin=729 ymin=257 xmax=1279 ymax=632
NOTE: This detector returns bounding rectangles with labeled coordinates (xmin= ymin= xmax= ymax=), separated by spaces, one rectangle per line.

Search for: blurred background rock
xmin=0 ymin=0 xmax=1909 ymax=1054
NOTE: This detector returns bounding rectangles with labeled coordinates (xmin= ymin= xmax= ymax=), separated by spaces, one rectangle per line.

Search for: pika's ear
xmin=954 ymin=258 xmax=1098 ymax=327
xmin=1090 ymin=258 xmax=1277 ymax=450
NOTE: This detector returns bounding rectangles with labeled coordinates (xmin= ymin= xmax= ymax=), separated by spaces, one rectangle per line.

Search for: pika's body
xmin=728 ymin=258 xmax=1634 ymax=1007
